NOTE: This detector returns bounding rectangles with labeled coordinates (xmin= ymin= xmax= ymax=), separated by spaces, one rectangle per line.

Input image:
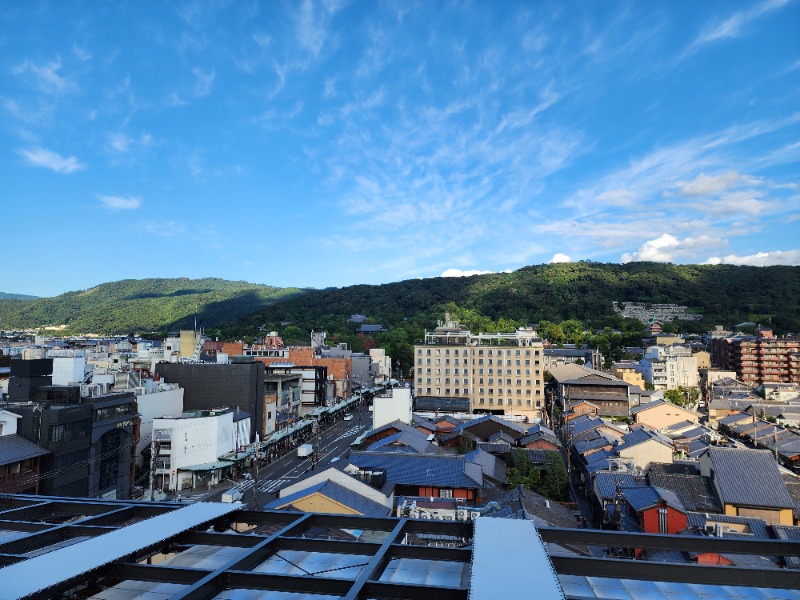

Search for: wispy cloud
xmin=682 ymin=0 xmax=791 ymax=58
xmin=13 ymin=58 xmax=77 ymax=94
xmin=17 ymin=147 xmax=85 ymax=173
xmin=441 ymin=268 xmax=495 ymax=278
xmin=139 ymin=220 xmax=189 ymax=238
xmin=97 ymin=195 xmax=142 ymax=210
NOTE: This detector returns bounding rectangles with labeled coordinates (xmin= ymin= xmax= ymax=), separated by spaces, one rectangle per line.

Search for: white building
xmin=48 ymin=349 xmax=87 ymax=386
xmin=152 ymin=408 xmax=251 ymax=492
xmin=640 ymin=345 xmax=699 ymax=391
xmin=369 ymin=348 xmax=392 ymax=384
xmin=373 ymin=387 xmax=412 ymax=429
xmin=133 ymin=381 xmax=184 ymax=466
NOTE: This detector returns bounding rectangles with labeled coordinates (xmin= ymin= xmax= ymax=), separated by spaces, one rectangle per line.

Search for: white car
xmin=343 ymin=413 xmax=353 ymax=421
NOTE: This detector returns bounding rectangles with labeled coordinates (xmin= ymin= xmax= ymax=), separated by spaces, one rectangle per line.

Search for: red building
xmin=622 ymin=485 xmax=688 ymax=535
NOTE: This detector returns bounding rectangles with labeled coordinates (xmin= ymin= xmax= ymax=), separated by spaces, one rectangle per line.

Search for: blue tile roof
xmin=595 ymin=471 xmax=646 ymax=500
xmin=348 ymin=451 xmax=483 ymax=488
xmin=265 ymin=480 xmax=390 ymax=517
xmin=622 ymin=486 xmax=685 ymax=513
xmin=366 ymin=429 xmax=436 ymax=454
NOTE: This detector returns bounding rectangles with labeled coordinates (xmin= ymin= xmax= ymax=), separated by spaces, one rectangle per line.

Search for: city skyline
xmin=3 ymin=0 xmax=799 ymax=297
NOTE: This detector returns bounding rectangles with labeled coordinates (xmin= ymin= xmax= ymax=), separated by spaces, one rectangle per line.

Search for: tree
xmin=540 ymin=452 xmax=568 ymax=501
xmin=505 ymin=449 xmax=541 ymax=490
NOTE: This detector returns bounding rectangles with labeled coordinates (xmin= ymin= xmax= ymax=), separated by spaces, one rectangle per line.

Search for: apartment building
xmin=413 ymin=314 xmax=545 ymax=421
xmin=714 ymin=328 xmax=800 ymax=387
xmin=639 ymin=345 xmax=699 ymax=391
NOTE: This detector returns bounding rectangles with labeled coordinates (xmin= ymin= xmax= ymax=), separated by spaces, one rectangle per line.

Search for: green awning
xmin=178 ymin=460 xmax=233 ymax=471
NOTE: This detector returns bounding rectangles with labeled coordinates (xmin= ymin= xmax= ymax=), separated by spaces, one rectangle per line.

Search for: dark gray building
xmin=155 ymin=362 xmax=264 ymax=442
xmin=10 ymin=387 xmax=138 ymax=499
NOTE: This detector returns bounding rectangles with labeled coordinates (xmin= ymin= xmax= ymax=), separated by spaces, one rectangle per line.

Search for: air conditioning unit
xmin=134 ymin=387 xmax=146 ymax=396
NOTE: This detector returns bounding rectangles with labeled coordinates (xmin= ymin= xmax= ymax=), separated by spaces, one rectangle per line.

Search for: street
xmin=225 ymin=404 xmax=372 ymax=509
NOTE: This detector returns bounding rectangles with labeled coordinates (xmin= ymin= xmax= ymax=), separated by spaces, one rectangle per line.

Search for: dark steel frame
xmin=0 ymin=495 xmax=798 ymax=599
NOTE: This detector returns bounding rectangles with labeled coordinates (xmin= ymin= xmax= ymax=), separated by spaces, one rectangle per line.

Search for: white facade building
xmin=373 ymin=387 xmax=412 ymax=429
xmin=152 ymin=408 xmax=251 ymax=492
xmin=640 ymin=345 xmax=699 ymax=391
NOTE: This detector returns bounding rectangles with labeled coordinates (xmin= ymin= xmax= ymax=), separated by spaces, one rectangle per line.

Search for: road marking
xmin=258 ymin=478 xmax=288 ymax=494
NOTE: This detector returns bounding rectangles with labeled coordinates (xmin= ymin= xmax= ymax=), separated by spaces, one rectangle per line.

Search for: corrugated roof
xmin=622 ymin=485 xmax=685 ymax=513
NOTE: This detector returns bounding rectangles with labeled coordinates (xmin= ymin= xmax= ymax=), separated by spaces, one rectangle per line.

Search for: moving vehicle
xmin=343 ymin=413 xmax=353 ymax=421
xmin=221 ymin=488 xmax=243 ymax=503
xmin=297 ymin=443 xmax=314 ymax=458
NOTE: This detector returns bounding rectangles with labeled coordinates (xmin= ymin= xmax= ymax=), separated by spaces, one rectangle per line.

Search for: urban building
xmin=713 ymin=329 xmax=800 ymax=387
xmin=152 ymin=407 xmax=251 ymax=493
xmin=155 ymin=361 xmax=264 ymax=441
xmin=414 ymin=314 xmax=545 ymax=421
xmin=639 ymin=345 xmax=699 ymax=391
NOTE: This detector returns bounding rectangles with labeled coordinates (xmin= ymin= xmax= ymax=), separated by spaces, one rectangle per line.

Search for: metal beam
xmin=224 ymin=571 xmax=352 ymax=596
xmin=175 ymin=531 xmax=264 ymax=548
xmin=277 ymin=536 xmax=381 ymax=556
xmin=388 ymin=543 xmax=471 ymax=562
xmin=106 ymin=563 xmax=209 ymax=586
xmin=342 ymin=518 xmax=407 ymax=600
xmin=551 ymin=555 xmax=800 ymax=590
xmin=363 ymin=580 xmax=469 ymax=600
xmin=538 ymin=526 xmax=800 ymax=556
xmin=170 ymin=513 xmax=313 ymax=600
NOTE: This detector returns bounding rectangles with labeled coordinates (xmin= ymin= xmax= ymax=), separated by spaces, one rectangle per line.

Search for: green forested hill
xmin=0 ymin=278 xmax=303 ymax=334
xmin=1 ymin=264 xmax=798 ymax=341
xmin=221 ymin=262 xmax=800 ymax=338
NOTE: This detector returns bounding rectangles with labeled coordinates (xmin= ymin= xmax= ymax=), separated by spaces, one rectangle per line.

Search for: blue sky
xmin=3 ymin=0 xmax=799 ymax=297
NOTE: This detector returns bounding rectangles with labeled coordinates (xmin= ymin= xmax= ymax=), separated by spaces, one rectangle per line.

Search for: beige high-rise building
xmin=413 ymin=314 xmax=545 ymax=421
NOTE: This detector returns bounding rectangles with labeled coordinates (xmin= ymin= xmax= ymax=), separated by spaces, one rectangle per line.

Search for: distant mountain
xmin=0 ymin=292 xmax=37 ymax=300
xmin=0 ymin=278 xmax=303 ymax=334
xmin=221 ymin=262 xmax=800 ymax=337
xmin=1 ymin=264 xmax=798 ymax=338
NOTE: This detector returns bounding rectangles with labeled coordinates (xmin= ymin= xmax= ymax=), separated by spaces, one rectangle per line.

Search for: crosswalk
xmin=236 ymin=478 xmax=290 ymax=495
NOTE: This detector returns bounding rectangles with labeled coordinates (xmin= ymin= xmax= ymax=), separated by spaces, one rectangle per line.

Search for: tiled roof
xmin=476 ymin=441 xmax=512 ymax=454
xmin=265 ymin=480 xmax=390 ymax=517
xmin=563 ymin=373 xmax=628 ymax=387
xmin=618 ymin=428 xmax=673 ymax=450
xmin=481 ymin=486 xmax=579 ymax=528
xmin=717 ymin=412 xmax=753 ymax=427
xmin=685 ymin=511 xmax=770 ymax=539
xmin=574 ymin=437 xmax=612 ymax=455
xmin=566 ymin=416 xmax=606 ymax=437
xmin=647 ymin=470 xmax=719 ymax=512
xmin=0 ymin=434 xmax=49 ymax=466
xmin=519 ymin=431 xmax=561 ymax=448
xmin=488 ymin=431 xmax=516 ymax=444
xmin=363 ymin=419 xmax=414 ymax=439
xmin=622 ymin=486 xmax=685 ymax=513
xmin=703 ymin=447 xmax=794 ymax=509
xmin=465 ymin=448 xmax=506 ymax=484
xmin=594 ymin=471 xmax=646 ymax=500
xmin=411 ymin=414 xmax=440 ymax=432
xmin=674 ymin=427 xmax=707 ymax=441
xmin=366 ymin=429 xmax=437 ymax=454
xmin=630 ymin=400 xmax=665 ymax=415
xmin=453 ymin=414 xmax=527 ymax=436
xmin=348 ymin=451 xmax=483 ymax=489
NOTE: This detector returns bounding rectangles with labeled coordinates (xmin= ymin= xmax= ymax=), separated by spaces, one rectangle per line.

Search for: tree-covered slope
xmin=0 ymin=278 xmax=303 ymax=334
xmin=222 ymin=262 xmax=800 ymax=338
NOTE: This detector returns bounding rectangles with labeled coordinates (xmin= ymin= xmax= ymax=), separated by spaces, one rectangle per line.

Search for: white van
xmin=221 ymin=488 xmax=243 ymax=503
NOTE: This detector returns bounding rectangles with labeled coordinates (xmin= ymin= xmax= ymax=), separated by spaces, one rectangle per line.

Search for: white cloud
xmin=621 ymin=234 xmax=721 ymax=263
xmin=17 ymin=147 xmax=85 ymax=173
xmin=97 ymin=195 xmax=142 ymax=210
xmin=440 ymin=268 xmax=512 ymax=278
xmin=679 ymin=171 xmax=757 ymax=196
xmin=550 ymin=253 xmax=571 ymax=263
xmin=705 ymin=250 xmax=800 ymax=267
